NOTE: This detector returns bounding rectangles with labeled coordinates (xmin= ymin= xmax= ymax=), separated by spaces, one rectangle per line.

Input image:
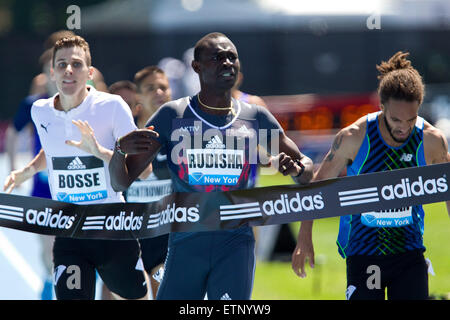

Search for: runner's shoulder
xmin=422 ymin=120 xmax=449 ymax=160
xmin=158 ymin=97 xmax=192 ymax=115
xmin=336 ymin=115 xmax=367 ymax=152
xmin=423 ymin=119 xmax=445 ymax=140
xmin=144 ymin=97 xmax=192 ymax=129
xmin=31 ymin=95 xmax=53 ymax=108
xmin=237 ymin=99 xmax=275 ymax=120
xmin=31 ymin=96 xmax=54 ymax=117
xmin=91 ymin=89 xmax=126 ymax=109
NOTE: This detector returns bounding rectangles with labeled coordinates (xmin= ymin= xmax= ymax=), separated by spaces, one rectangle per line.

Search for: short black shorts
xmin=53 ymin=237 xmax=147 ymax=300
xmin=139 ymin=234 xmax=169 ymax=272
xmin=346 ymin=249 xmax=428 ymax=300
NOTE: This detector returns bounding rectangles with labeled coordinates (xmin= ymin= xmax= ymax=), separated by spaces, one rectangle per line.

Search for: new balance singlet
xmin=337 ymin=112 xmax=426 ymax=258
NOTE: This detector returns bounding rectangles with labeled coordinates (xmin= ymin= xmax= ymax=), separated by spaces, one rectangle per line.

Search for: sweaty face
xmin=51 ymin=46 xmax=92 ymax=97
xmin=195 ymin=37 xmax=240 ymax=90
xmin=381 ymin=99 xmax=420 ymax=143
xmin=138 ymin=73 xmax=172 ymax=115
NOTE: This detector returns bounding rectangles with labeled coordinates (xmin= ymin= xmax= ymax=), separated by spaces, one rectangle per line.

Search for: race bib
xmin=52 ymin=156 xmax=108 ymax=203
xmin=127 ymin=179 xmax=173 ymax=202
xmin=361 ymin=207 xmax=413 ymax=228
xmin=186 ymin=148 xmax=244 ymax=186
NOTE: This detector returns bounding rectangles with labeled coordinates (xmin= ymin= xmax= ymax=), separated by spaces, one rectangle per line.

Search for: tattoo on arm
xmin=332 ymin=134 xmax=343 ymax=152
xmin=438 ymin=136 xmax=450 ymax=163
xmin=441 ymin=136 xmax=448 ymax=152
xmin=325 ymin=133 xmax=344 ymax=162
xmin=325 ymin=152 xmax=334 ymax=162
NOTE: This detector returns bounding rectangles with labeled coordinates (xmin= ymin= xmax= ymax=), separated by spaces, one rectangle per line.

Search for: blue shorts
xmin=156 ymin=227 xmax=255 ymax=300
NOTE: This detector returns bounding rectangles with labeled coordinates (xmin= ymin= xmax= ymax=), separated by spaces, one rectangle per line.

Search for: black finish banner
xmin=0 ymin=163 xmax=448 ymax=240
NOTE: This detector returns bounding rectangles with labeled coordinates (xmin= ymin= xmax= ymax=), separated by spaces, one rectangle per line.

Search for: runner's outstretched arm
xmin=292 ymin=120 xmax=365 ymax=278
xmin=66 ymin=119 xmax=153 ymax=179
xmin=109 ymin=127 xmax=160 ymax=191
xmin=273 ymin=132 xmax=314 ymax=185
xmin=3 ymin=148 xmax=47 ymax=193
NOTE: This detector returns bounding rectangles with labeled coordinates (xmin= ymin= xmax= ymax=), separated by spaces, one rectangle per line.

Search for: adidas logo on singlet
xmin=67 ymin=157 xmax=86 ymax=170
xmin=206 ymin=135 xmax=225 ymax=149
xmin=220 ymin=293 xmax=232 ymax=300
xmin=238 ymin=125 xmax=250 ymax=134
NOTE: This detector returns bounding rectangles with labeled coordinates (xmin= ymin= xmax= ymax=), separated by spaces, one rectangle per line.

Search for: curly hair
xmin=376 ymin=51 xmax=425 ymax=105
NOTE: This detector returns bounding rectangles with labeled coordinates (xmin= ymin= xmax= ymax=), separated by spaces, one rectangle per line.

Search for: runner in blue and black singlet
xmin=109 ymin=33 xmax=314 ymax=300
xmin=292 ymin=51 xmax=450 ymax=300
xmin=145 ymin=95 xmax=283 ymax=300
xmin=340 ymin=112 xmax=429 ymax=300
xmin=338 ymin=112 xmax=426 ymax=258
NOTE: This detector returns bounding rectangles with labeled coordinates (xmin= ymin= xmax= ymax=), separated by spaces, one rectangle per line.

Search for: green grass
xmin=250 ymin=172 xmax=450 ymax=300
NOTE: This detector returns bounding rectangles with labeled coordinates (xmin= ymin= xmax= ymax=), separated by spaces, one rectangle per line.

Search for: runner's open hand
xmin=65 ymin=120 xmax=100 ymax=155
xmin=3 ymin=168 xmax=34 ymax=194
xmin=292 ymin=234 xmax=315 ymax=278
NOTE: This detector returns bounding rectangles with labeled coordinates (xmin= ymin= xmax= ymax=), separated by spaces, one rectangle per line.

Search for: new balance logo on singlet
xmin=400 ymin=153 xmax=413 ymax=162
xmin=67 ymin=157 xmax=86 ymax=170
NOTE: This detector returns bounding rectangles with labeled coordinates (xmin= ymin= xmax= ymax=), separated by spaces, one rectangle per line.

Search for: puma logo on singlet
xmin=41 ymin=123 xmax=50 ymax=133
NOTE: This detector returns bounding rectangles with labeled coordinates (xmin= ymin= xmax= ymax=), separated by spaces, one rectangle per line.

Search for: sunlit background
xmin=0 ymin=0 xmax=449 ymax=300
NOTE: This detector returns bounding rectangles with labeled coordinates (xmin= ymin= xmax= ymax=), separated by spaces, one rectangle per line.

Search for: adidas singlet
xmin=148 ymin=95 xmax=282 ymax=300
xmin=146 ymin=95 xmax=281 ymax=194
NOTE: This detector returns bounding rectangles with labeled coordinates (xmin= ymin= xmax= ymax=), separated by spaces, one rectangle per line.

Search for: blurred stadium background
xmin=0 ymin=0 xmax=449 ymax=299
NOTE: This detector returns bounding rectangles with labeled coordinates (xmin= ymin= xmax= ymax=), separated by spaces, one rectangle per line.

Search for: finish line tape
xmin=0 ymin=163 xmax=448 ymax=240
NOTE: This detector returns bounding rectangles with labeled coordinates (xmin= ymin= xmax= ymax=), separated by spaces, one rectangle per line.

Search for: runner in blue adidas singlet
xmin=292 ymin=51 xmax=450 ymax=300
xmin=109 ymin=32 xmax=314 ymax=300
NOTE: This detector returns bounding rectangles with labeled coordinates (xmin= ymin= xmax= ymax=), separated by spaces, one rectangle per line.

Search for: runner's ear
xmin=191 ymin=60 xmax=200 ymax=74
xmin=87 ymin=66 xmax=94 ymax=81
xmin=49 ymin=67 xmax=55 ymax=81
